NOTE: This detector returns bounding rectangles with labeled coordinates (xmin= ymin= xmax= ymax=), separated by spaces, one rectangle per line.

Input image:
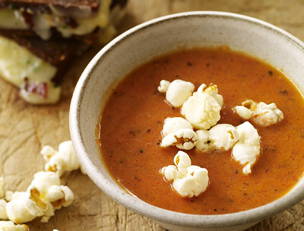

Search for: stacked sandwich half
xmin=0 ymin=0 xmax=127 ymax=104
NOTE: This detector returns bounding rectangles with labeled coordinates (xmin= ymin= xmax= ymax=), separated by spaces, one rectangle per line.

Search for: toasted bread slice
xmin=0 ymin=0 xmax=99 ymax=10
xmin=0 ymin=30 xmax=94 ymax=104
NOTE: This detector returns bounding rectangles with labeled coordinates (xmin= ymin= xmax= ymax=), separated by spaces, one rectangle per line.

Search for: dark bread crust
xmin=0 ymin=0 xmax=99 ymax=10
xmin=0 ymin=29 xmax=92 ymax=66
xmin=110 ymin=0 xmax=127 ymax=9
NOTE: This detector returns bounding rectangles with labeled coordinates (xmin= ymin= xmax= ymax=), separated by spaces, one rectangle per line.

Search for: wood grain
xmin=1 ymin=0 xmax=304 ymax=230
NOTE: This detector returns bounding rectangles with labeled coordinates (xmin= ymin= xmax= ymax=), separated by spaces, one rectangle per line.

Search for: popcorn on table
xmin=0 ymin=177 xmax=4 ymax=199
xmin=233 ymin=99 xmax=284 ymax=127
xmin=157 ymin=79 xmax=195 ymax=107
xmin=181 ymin=84 xmax=223 ymax=129
xmin=0 ymin=221 xmax=29 ymax=231
xmin=0 ymin=199 xmax=8 ymax=220
xmin=4 ymin=171 xmax=74 ymax=224
xmin=232 ymin=122 xmax=261 ymax=175
xmin=6 ymin=191 xmax=45 ymax=224
xmin=0 ymin=140 xmax=83 ymax=230
xmin=27 ymin=171 xmax=74 ymax=222
xmin=160 ymin=151 xmax=209 ymax=198
xmin=41 ymin=140 xmax=83 ymax=176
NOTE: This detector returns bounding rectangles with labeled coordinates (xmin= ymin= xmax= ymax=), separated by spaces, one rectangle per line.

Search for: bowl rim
xmin=70 ymin=11 xmax=304 ymax=228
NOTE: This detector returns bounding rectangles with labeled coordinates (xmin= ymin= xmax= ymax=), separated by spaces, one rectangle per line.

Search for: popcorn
xmin=195 ymin=129 xmax=212 ymax=152
xmin=181 ymin=84 xmax=223 ymax=129
xmin=158 ymin=79 xmax=195 ymax=107
xmin=208 ymin=124 xmax=239 ymax=151
xmin=28 ymin=172 xmax=61 ymax=197
xmin=232 ymin=122 xmax=261 ymax=175
xmin=28 ymin=171 xmax=74 ymax=207
xmin=161 ymin=165 xmax=178 ymax=181
xmin=160 ymin=151 xmax=209 ymax=198
xmin=6 ymin=171 xmax=75 ymax=224
xmin=157 ymin=80 xmax=170 ymax=93
xmin=160 ymin=128 xmax=198 ymax=150
xmin=161 ymin=117 xmax=192 ymax=137
xmin=174 ymin=151 xmax=192 ymax=171
xmin=26 ymin=171 xmax=74 ymax=223
xmin=38 ymin=185 xmax=74 ymax=223
xmin=41 ymin=141 xmax=82 ymax=176
xmin=199 ymin=84 xmax=223 ymax=107
xmin=0 ymin=177 xmax=4 ymax=199
xmin=233 ymin=100 xmax=284 ymax=127
xmin=253 ymin=102 xmax=284 ymax=127
xmin=5 ymin=192 xmax=13 ymax=202
xmin=0 ymin=199 xmax=8 ymax=220
xmin=172 ymin=165 xmax=209 ymax=198
xmin=0 ymin=221 xmax=29 ymax=231
xmin=233 ymin=106 xmax=253 ymax=120
xmin=46 ymin=186 xmax=74 ymax=208
xmin=6 ymin=192 xmax=45 ymax=224
xmin=2 ymin=141 xmax=80 ymax=227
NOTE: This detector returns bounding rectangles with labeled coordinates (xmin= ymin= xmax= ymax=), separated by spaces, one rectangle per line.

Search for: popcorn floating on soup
xmin=157 ymin=79 xmax=195 ymax=107
xmin=199 ymin=84 xmax=223 ymax=107
xmin=161 ymin=128 xmax=198 ymax=150
xmin=161 ymin=117 xmax=193 ymax=137
xmin=160 ymin=117 xmax=197 ymax=150
xmin=181 ymin=84 xmax=223 ymax=129
xmin=253 ymin=102 xmax=284 ymax=126
xmin=195 ymin=124 xmax=239 ymax=152
xmin=157 ymin=80 xmax=170 ymax=93
xmin=233 ymin=100 xmax=284 ymax=127
xmin=232 ymin=122 xmax=261 ymax=175
xmin=0 ymin=221 xmax=29 ymax=231
xmin=160 ymin=151 xmax=209 ymax=198
xmin=195 ymin=129 xmax=213 ymax=152
xmin=208 ymin=124 xmax=239 ymax=151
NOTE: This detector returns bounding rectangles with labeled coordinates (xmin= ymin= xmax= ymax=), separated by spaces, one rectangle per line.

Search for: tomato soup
xmin=98 ymin=47 xmax=304 ymax=214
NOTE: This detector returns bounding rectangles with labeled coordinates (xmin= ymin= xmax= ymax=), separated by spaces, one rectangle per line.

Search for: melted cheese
xmin=0 ymin=36 xmax=60 ymax=104
xmin=57 ymin=0 xmax=111 ymax=38
xmin=0 ymin=9 xmax=28 ymax=29
xmin=0 ymin=0 xmax=111 ymax=39
xmin=0 ymin=36 xmax=57 ymax=87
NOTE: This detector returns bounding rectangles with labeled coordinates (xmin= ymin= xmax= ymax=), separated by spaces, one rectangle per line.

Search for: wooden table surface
xmin=1 ymin=1 xmax=304 ymax=230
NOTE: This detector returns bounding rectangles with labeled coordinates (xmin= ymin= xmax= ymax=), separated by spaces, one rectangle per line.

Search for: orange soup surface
xmin=98 ymin=47 xmax=304 ymax=214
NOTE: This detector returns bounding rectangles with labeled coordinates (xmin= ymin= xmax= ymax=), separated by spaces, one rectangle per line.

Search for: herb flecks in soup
xmin=99 ymin=47 xmax=304 ymax=215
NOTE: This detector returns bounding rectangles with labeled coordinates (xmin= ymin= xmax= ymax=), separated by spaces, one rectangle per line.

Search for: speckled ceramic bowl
xmin=70 ymin=12 xmax=304 ymax=231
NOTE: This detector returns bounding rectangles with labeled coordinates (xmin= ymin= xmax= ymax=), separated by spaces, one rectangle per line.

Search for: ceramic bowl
xmin=70 ymin=11 xmax=304 ymax=231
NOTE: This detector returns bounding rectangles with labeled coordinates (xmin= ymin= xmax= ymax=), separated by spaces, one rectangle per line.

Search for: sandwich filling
xmin=0 ymin=36 xmax=60 ymax=104
xmin=0 ymin=0 xmax=111 ymax=39
xmin=0 ymin=0 xmax=125 ymax=104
